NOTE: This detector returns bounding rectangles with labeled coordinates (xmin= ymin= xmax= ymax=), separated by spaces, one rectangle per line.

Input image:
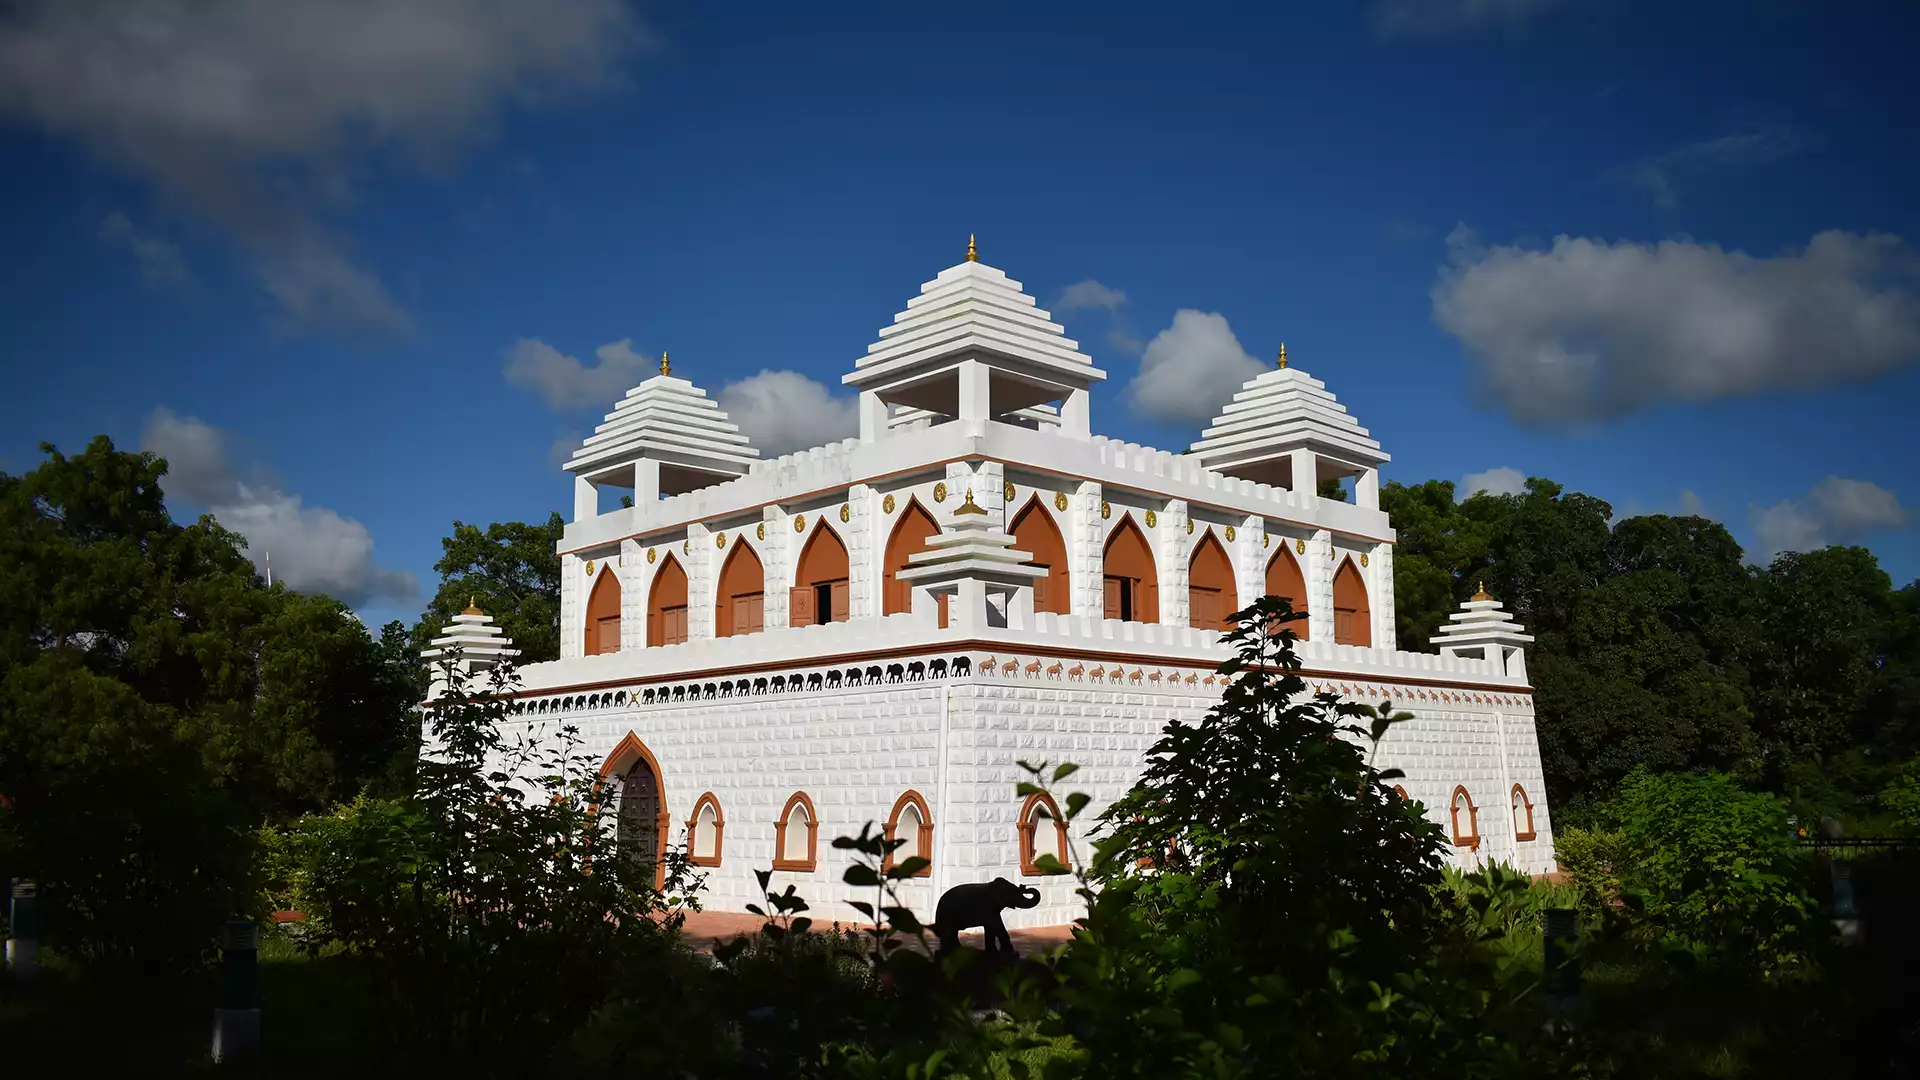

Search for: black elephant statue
xmin=934 ymin=877 xmax=1042 ymax=957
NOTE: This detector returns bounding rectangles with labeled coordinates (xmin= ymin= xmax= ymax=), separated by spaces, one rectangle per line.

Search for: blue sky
xmin=2 ymin=0 xmax=1916 ymax=630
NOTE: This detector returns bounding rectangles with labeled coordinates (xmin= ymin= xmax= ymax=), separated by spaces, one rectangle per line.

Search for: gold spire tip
xmin=954 ymin=486 xmax=988 ymax=515
xmin=463 ymin=594 xmax=484 ymax=615
xmin=659 ymin=350 xmax=670 ymax=376
xmin=965 ymin=234 xmax=978 ymax=262
xmin=1471 ymin=581 xmax=1491 ymax=602
xmin=1277 ymin=343 xmax=1289 ymax=369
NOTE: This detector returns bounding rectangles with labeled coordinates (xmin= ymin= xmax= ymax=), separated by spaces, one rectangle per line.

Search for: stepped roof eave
xmin=1189 ymin=435 xmax=1391 ymax=470
xmin=895 ymin=558 xmax=1048 ymax=583
xmin=577 ymin=418 xmax=756 ymax=455
xmin=592 ymin=397 xmax=744 ymax=431
xmin=880 ymin=291 xmax=1065 ymax=341
xmin=1192 ymin=415 xmax=1384 ymax=454
xmin=565 ymin=437 xmax=759 ymax=476
xmin=843 ymin=337 xmax=1108 ymax=390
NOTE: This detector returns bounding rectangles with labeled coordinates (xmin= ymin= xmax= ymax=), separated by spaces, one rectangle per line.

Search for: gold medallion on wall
xmin=1296 ymin=539 xmax=1307 ymax=554
xmin=1100 ymin=500 xmax=1111 ymax=520
xmin=1054 ymin=491 xmax=1069 ymax=512
xmin=933 ymin=482 xmax=948 ymax=503
xmin=1004 ymin=480 xmax=1016 ymax=502
xmin=839 ymin=504 xmax=851 ymax=523
xmin=1144 ymin=509 xmax=1157 ymax=528
xmin=584 ymin=560 xmax=595 ymax=575
xmin=1361 ymin=552 xmax=1369 ymax=567
xmin=883 ymin=493 xmax=896 ymax=514
xmin=716 ymin=532 xmax=727 ymax=548
xmin=647 ymin=547 xmax=657 ymax=564
xmin=794 ymin=514 xmax=807 ymax=532
xmin=1225 ymin=525 xmax=1237 ymax=542
xmin=1263 ymin=534 xmax=1270 ymax=548
xmin=757 ymin=523 xmax=766 ymax=541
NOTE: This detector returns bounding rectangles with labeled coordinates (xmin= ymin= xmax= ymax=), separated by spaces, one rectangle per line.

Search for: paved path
xmin=677 ymin=910 xmax=1076 ymax=957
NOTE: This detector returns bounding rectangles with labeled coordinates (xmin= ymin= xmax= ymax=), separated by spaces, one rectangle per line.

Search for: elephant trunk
xmin=1013 ymin=885 xmax=1041 ymax=909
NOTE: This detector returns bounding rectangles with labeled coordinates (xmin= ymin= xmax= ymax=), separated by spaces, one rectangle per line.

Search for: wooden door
xmin=733 ymin=593 xmax=764 ymax=635
xmin=1103 ymin=576 xmax=1123 ymax=619
xmin=789 ymin=586 xmax=815 ymax=627
xmin=662 ymin=606 xmax=687 ymax=645
xmin=830 ymin=580 xmax=850 ymax=622
xmin=596 ymin=615 xmax=621 ymax=653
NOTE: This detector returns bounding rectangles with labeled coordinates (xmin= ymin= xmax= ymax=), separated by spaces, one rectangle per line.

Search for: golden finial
xmin=1277 ymin=343 xmax=1289 ymax=369
xmin=965 ymin=234 xmax=978 ymax=262
xmin=463 ymin=594 xmax=484 ymax=615
xmin=954 ymin=487 xmax=988 ymax=515
xmin=1471 ymin=581 xmax=1492 ymax=602
xmin=659 ymin=350 xmax=670 ymax=377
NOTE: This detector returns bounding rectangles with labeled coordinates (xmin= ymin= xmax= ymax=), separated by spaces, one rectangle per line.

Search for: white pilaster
xmin=686 ymin=523 xmax=713 ymax=641
xmin=1307 ymin=529 xmax=1335 ymax=642
xmin=846 ymin=485 xmax=875 ymax=619
xmin=1372 ymin=542 xmax=1396 ymax=650
xmin=1290 ymin=447 xmax=1317 ymax=498
xmin=1354 ymin=467 xmax=1379 ymax=511
xmin=958 ymin=359 xmax=991 ymax=422
xmin=1236 ymin=515 xmax=1265 ymax=617
xmin=763 ymin=506 xmax=791 ymax=629
xmin=1072 ymin=481 xmax=1104 ymax=619
xmin=1160 ymin=500 xmax=1189 ymax=626
xmin=859 ymin=391 xmax=889 ymax=443
xmin=1059 ymin=389 xmax=1091 ymax=440
xmin=573 ymin=475 xmax=597 ymax=522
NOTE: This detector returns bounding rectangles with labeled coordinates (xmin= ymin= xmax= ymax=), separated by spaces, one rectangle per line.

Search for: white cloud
xmin=1432 ymin=227 xmax=1920 ymax=426
xmin=1460 ymin=466 xmax=1526 ymax=499
xmin=99 ymin=213 xmax=191 ymax=286
xmin=1125 ymin=310 xmax=1265 ymax=424
xmin=504 ymin=338 xmax=655 ymax=411
xmin=140 ymin=409 xmax=415 ymax=606
xmin=1371 ymin=0 xmax=1566 ymax=37
xmin=1053 ymin=280 xmax=1128 ymax=315
xmin=1750 ymin=476 xmax=1908 ymax=562
xmin=717 ymin=370 xmax=858 ymax=456
xmin=1676 ymin=489 xmax=1708 ymax=517
xmin=0 ymin=1 xmax=641 ymax=336
xmin=1608 ymin=126 xmax=1815 ymax=209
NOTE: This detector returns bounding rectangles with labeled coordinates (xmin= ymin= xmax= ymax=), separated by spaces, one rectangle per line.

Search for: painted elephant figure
xmin=934 ymin=877 xmax=1042 ymax=957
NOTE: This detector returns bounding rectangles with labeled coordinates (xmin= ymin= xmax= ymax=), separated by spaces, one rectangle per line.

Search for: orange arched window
xmin=1511 ymin=784 xmax=1536 ymax=842
xmin=1102 ymin=514 xmax=1158 ymax=623
xmin=883 ymin=790 xmax=933 ymax=876
xmin=686 ymin=791 xmax=724 ymax=867
xmin=1010 ymin=497 xmax=1070 ymax=614
xmin=882 ymin=499 xmax=941 ymax=615
xmin=1265 ymin=544 xmax=1309 ymax=640
xmin=1332 ymin=556 xmax=1372 ymax=647
xmin=1187 ymin=531 xmax=1236 ymax=631
xmin=1450 ymin=786 xmax=1480 ymax=850
xmin=715 ymin=540 xmax=766 ymax=637
xmin=646 ymin=554 xmax=689 ymax=646
xmin=584 ymin=566 xmax=622 ymax=654
xmin=1391 ymin=784 xmax=1409 ymax=801
xmin=790 ymin=522 xmax=850 ymax=626
xmin=1018 ymin=792 xmax=1069 ymax=876
xmin=773 ymin=792 xmax=819 ymax=873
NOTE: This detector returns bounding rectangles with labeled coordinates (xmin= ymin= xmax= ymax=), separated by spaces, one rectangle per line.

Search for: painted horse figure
xmin=934 ymin=877 xmax=1042 ymax=957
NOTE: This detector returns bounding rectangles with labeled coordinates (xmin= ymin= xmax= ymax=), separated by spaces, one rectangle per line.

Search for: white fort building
xmin=426 ymin=241 xmax=1555 ymax=929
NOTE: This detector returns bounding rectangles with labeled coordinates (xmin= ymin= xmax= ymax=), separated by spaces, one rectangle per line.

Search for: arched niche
xmin=646 ymin=554 xmax=689 ymax=646
xmin=686 ymin=791 xmax=724 ymax=868
xmin=1102 ymin=514 xmax=1158 ymax=623
xmin=715 ymin=540 xmax=766 ymax=638
xmin=1332 ymin=556 xmax=1372 ymax=647
xmin=883 ymin=789 xmax=933 ymax=876
xmin=1187 ymin=531 xmax=1236 ymax=631
xmin=1018 ymin=791 xmax=1069 ymax=876
xmin=584 ymin=566 xmax=622 ymax=655
xmin=790 ymin=522 xmax=850 ymax=626
xmin=773 ymin=792 xmax=819 ymax=873
xmin=882 ymin=499 xmax=941 ymax=615
xmin=1265 ymin=544 xmax=1310 ymax=641
xmin=1010 ymin=496 xmax=1070 ymax=615
xmin=599 ymin=732 xmax=668 ymax=887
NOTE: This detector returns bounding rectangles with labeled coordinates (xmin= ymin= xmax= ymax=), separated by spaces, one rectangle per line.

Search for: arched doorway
xmin=1010 ymin=497 xmax=1069 ymax=614
xmin=882 ymin=500 xmax=941 ymax=614
xmin=1102 ymin=514 xmax=1158 ymax=623
xmin=715 ymin=540 xmax=766 ymax=638
xmin=584 ymin=567 xmax=622 ymax=654
xmin=1265 ymin=545 xmax=1309 ymax=641
xmin=646 ymin=554 xmax=689 ymax=646
xmin=601 ymin=732 xmax=668 ymax=886
xmin=1332 ymin=556 xmax=1371 ymax=647
xmin=1187 ymin=531 xmax=1236 ymax=631
xmin=790 ymin=522 xmax=850 ymax=626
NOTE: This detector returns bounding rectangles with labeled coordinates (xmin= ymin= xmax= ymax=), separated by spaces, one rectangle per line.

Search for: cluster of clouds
xmin=140 ymin=409 xmax=416 ymax=607
xmin=0 ymin=0 xmax=642 ymax=336
xmin=1750 ymin=476 xmax=1908 ymax=563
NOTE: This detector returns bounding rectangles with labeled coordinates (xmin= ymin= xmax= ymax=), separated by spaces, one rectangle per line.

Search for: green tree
xmin=413 ymin=513 xmax=565 ymax=663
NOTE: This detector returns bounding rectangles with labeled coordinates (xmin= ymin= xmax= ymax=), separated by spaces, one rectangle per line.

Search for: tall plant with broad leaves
xmin=277 ymin=650 xmax=699 ymax=1073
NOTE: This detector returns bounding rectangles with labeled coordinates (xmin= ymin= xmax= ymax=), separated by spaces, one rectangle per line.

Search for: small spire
xmin=463 ymin=594 xmax=484 ymax=615
xmin=659 ymin=350 xmax=670 ymax=377
xmin=1471 ymin=581 xmax=1492 ymax=602
xmin=954 ymin=487 xmax=989 ymax=515
xmin=965 ymin=234 xmax=978 ymax=262
xmin=1277 ymin=343 xmax=1289 ymax=369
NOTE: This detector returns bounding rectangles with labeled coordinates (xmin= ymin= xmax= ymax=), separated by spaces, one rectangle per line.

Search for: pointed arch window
xmin=599 ymin=732 xmax=668 ymax=888
xmin=1511 ymin=784 xmax=1536 ymax=842
xmin=646 ymin=554 xmax=689 ymax=646
xmin=1391 ymin=784 xmax=1409 ymax=801
xmin=790 ymin=522 xmax=850 ymax=626
xmin=1187 ymin=531 xmax=1236 ymax=631
xmin=1102 ymin=514 xmax=1158 ymax=623
xmin=1018 ymin=792 xmax=1070 ymax=876
xmin=584 ymin=566 xmax=622 ymax=654
xmin=1264 ymin=543 xmax=1310 ymax=640
xmin=1450 ymin=786 xmax=1480 ymax=850
xmin=1010 ymin=496 xmax=1070 ymax=615
xmin=882 ymin=500 xmax=941 ymax=615
xmin=772 ymin=792 xmax=819 ymax=873
xmin=1332 ymin=556 xmax=1372 ymax=647
xmin=716 ymin=540 xmax=766 ymax=637
xmin=883 ymin=790 xmax=933 ymax=877
xmin=686 ymin=792 xmax=725 ymax=867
